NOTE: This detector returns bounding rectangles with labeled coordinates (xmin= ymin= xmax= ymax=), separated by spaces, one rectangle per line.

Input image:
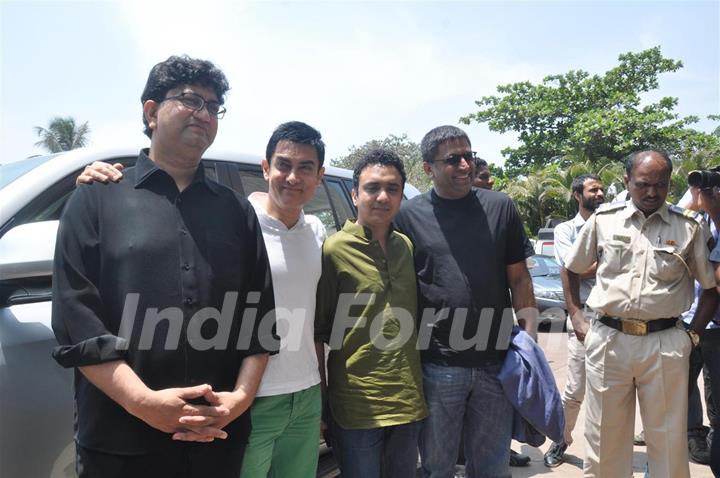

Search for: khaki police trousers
xmin=583 ymin=320 xmax=692 ymax=478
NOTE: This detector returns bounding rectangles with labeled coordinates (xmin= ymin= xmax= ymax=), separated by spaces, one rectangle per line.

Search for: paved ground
xmin=504 ymin=330 xmax=714 ymax=477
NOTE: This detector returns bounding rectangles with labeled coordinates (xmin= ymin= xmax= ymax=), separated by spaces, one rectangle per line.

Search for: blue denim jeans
xmin=327 ymin=415 xmax=422 ymax=478
xmin=420 ymin=362 xmax=512 ymax=478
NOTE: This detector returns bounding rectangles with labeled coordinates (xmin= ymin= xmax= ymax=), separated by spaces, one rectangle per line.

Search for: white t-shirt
xmin=249 ymin=193 xmax=326 ymax=396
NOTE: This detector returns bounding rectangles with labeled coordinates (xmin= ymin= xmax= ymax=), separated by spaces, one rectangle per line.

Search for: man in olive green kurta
xmin=315 ymin=148 xmax=426 ymax=478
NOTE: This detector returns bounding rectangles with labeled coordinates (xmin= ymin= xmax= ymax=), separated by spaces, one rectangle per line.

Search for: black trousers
xmin=688 ymin=328 xmax=716 ymax=430
xmin=76 ymin=441 xmax=246 ymax=478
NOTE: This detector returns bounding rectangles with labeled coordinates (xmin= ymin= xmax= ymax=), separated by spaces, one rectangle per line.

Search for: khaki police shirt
xmin=565 ymin=200 xmax=716 ymax=320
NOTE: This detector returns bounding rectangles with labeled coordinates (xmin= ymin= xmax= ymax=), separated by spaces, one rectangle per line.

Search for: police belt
xmin=598 ymin=316 xmax=678 ymax=336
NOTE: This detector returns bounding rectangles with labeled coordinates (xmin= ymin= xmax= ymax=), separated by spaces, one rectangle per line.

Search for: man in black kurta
xmin=52 ymin=55 xmax=276 ymax=478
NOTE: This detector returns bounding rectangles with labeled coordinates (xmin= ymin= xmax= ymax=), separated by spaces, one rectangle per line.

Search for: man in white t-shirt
xmin=240 ymin=121 xmax=328 ymax=477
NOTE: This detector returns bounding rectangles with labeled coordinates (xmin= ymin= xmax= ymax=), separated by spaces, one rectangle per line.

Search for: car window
xmin=7 ymin=159 xmax=223 ymax=232
xmin=233 ymin=166 xmax=268 ymax=196
xmin=31 ymin=188 xmax=75 ymax=223
xmin=8 ymin=157 xmax=138 ymax=230
xmin=539 ymin=256 xmax=560 ymax=275
xmin=203 ymin=163 xmax=218 ymax=183
xmin=306 ymin=188 xmax=340 ymax=235
xmin=324 ymin=178 xmax=355 ymax=226
xmin=0 ymin=155 xmax=58 ymax=190
xmin=527 ymin=256 xmax=560 ymax=276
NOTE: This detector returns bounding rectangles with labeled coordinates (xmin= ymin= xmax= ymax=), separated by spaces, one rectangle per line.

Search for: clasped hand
xmin=133 ymin=384 xmax=250 ymax=443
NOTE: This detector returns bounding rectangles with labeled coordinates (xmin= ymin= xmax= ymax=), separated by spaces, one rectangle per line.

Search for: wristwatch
xmin=687 ymin=329 xmax=701 ymax=347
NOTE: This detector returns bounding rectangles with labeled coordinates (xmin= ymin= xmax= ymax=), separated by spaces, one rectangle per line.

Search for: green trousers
xmin=239 ymin=384 xmax=321 ymax=478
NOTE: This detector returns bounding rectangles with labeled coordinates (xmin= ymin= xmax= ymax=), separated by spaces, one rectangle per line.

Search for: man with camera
xmin=680 ymin=169 xmax=720 ymax=475
xmin=564 ymin=150 xmax=718 ymax=478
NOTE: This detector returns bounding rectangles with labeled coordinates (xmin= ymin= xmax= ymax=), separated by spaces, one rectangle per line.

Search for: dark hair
xmin=420 ymin=125 xmax=471 ymax=162
xmin=571 ymin=173 xmax=601 ymax=196
xmin=141 ymin=55 xmax=230 ymax=138
xmin=474 ymin=157 xmax=488 ymax=176
xmin=352 ymin=148 xmax=407 ymax=190
xmin=625 ymin=149 xmax=673 ymax=177
xmin=265 ymin=121 xmax=325 ymax=167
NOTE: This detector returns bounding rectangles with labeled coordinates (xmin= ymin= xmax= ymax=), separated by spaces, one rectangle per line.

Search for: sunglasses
xmin=433 ymin=151 xmax=477 ymax=166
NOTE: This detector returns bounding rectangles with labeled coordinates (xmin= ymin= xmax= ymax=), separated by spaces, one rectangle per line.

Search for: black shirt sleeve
xmin=52 ymin=185 xmax=128 ymax=368
xmin=236 ymin=194 xmax=279 ymax=356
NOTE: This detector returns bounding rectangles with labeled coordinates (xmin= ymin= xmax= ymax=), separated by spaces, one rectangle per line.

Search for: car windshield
xmin=527 ymin=255 xmax=561 ymax=277
xmin=0 ymin=155 xmax=57 ymax=190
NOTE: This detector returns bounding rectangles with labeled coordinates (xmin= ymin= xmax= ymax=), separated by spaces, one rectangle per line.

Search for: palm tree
xmin=505 ymin=171 xmax=567 ymax=234
xmin=543 ymin=161 xmax=593 ymax=218
xmin=596 ymin=161 xmax=626 ymax=202
xmin=34 ymin=116 xmax=90 ymax=153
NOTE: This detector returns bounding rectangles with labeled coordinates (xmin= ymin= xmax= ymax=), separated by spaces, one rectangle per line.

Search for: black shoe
xmin=689 ymin=427 xmax=711 ymax=464
xmin=509 ymin=449 xmax=530 ymax=467
xmin=633 ymin=430 xmax=646 ymax=446
xmin=543 ymin=442 xmax=567 ymax=468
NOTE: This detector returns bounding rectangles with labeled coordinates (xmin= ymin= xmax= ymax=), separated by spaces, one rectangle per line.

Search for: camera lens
xmin=688 ymin=170 xmax=720 ymax=189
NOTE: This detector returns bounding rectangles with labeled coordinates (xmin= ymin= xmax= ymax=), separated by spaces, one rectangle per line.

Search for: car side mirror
xmin=0 ymin=220 xmax=58 ymax=281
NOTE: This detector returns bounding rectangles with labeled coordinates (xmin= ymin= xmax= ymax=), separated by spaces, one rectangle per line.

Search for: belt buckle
xmin=621 ymin=318 xmax=648 ymax=336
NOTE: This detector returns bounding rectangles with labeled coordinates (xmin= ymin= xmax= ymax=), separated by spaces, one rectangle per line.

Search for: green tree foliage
xmin=330 ymin=134 xmax=432 ymax=192
xmin=487 ymin=163 xmax=508 ymax=191
xmin=461 ymin=47 xmax=720 ymax=177
xmin=34 ymin=116 xmax=90 ymax=153
xmin=504 ymin=173 xmax=566 ymax=235
xmin=668 ymin=143 xmax=720 ymax=203
xmin=709 ymin=115 xmax=720 ymax=138
xmin=506 ymin=159 xmax=623 ymax=235
xmin=504 ymin=150 xmax=720 ymax=236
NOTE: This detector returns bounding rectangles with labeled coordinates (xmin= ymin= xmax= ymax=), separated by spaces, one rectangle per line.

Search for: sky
xmin=1 ymin=0 xmax=718 ymax=167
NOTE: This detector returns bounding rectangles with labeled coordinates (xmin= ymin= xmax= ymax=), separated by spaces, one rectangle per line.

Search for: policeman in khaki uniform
xmin=564 ymin=150 xmax=719 ymax=478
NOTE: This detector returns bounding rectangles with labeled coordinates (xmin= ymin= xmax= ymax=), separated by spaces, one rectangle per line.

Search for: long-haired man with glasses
xmin=52 ymin=55 xmax=277 ymax=478
xmin=394 ymin=125 xmax=537 ymax=478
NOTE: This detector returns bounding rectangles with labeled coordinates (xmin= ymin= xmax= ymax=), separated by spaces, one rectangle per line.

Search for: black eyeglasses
xmin=433 ymin=151 xmax=477 ymax=166
xmin=163 ymin=92 xmax=226 ymax=119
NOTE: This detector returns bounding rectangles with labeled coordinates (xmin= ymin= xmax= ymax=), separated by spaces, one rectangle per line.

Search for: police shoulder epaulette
xmin=668 ymin=204 xmax=704 ymax=224
xmin=595 ymin=201 xmax=626 ymax=215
